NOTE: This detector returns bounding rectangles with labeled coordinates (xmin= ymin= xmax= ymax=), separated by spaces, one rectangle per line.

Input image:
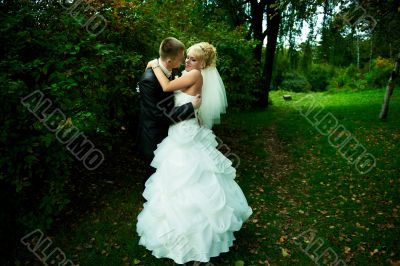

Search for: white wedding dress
xmin=136 ymin=90 xmax=252 ymax=264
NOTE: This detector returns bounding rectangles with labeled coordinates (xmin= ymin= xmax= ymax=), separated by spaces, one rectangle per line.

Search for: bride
xmin=136 ymin=42 xmax=252 ymax=265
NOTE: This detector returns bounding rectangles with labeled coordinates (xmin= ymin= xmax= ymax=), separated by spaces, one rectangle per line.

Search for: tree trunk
xmin=356 ymin=35 xmax=360 ymax=69
xmin=379 ymin=53 xmax=400 ymax=120
xmin=259 ymin=0 xmax=281 ymax=108
xmin=369 ymin=38 xmax=373 ymax=72
xmin=250 ymin=0 xmax=265 ymax=64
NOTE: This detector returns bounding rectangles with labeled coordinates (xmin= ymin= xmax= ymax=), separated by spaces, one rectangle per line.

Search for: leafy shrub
xmin=329 ymin=73 xmax=348 ymax=89
xmin=280 ymin=72 xmax=311 ymax=92
xmin=327 ymin=72 xmax=354 ymax=91
xmin=1 ymin=0 xmax=259 ymax=236
xmin=365 ymin=57 xmax=393 ymax=88
xmin=0 ymin=1 xmax=143 ymax=232
xmin=215 ymin=38 xmax=258 ymax=110
xmin=345 ymin=64 xmax=358 ymax=78
xmin=0 ymin=75 xmax=74 ymax=230
xmin=327 ymin=60 xmax=391 ymax=92
xmin=307 ymin=64 xmax=334 ymax=91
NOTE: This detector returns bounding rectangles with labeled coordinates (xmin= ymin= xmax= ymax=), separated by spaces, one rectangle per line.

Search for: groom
xmin=136 ymin=37 xmax=201 ymax=177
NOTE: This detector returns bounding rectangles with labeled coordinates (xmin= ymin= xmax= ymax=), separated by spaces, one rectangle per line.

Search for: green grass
xmin=17 ymin=89 xmax=400 ymax=265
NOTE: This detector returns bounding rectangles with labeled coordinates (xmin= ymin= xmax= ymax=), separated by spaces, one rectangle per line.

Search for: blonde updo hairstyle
xmin=187 ymin=42 xmax=217 ymax=69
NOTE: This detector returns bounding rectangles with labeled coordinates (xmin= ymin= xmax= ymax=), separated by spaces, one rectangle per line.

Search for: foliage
xmin=326 ymin=60 xmax=392 ymax=91
xmin=328 ymin=71 xmax=352 ymax=91
xmin=209 ymin=31 xmax=259 ymax=110
xmin=358 ymin=0 xmax=400 ymax=59
xmin=365 ymin=57 xmax=394 ymax=88
xmin=1 ymin=3 xmax=71 ymax=231
xmin=1 ymin=0 xmax=259 ymax=236
xmin=0 ymin=75 xmax=73 ymax=230
xmin=280 ymin=72 xmax=311 ymax=92
xmin=271 ymin=49 xmax=290 ymax=90
xmin=306 ymin=64 xmax=334 ymax=92
xmin=0 ymin=0 xmax=143 ymax=232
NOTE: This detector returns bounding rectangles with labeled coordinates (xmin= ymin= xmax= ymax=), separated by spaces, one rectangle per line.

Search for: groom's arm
xmin=167 ymin=103 xmax=195 ymax=124
xmin=139 ymin=67 xmax=196 ymax=124
xmin=157 ymin=93 xmax=195 ymax=124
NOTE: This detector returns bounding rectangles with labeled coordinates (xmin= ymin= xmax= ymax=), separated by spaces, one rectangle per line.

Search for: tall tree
xmin=248 ymin=0 xmax=268 ymax=64
xmin=380 ymin=53 xmax=400 ymax=120
xmin=317 ymin=0 xmax=334 ymax=64
xmin=299 ymin=13 xmax=317 ymax=73
xmin=214 ymin=0 xmax=269 ymax=64
xmin=213 ymin=0 xmax=325 ymax=107
xmin=360 ymin=0 xmax=400 ymax=59
xmin=260 ymin=0 xmax=281 ymax=107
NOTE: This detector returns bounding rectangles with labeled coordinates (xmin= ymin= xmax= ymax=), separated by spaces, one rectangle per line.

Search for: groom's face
xmin=170 ymin=49 xmax=185 ymax=69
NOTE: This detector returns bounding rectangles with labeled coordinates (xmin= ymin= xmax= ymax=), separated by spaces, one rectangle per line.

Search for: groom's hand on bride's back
xmin=191 ymin=94 xmax=201 ymax=109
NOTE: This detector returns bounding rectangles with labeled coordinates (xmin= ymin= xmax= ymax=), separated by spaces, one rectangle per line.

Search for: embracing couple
xmin=136 ymin=37 xmax=252 ymax=265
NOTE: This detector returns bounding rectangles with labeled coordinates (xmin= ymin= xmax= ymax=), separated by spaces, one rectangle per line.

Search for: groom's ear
xmin=164 ymin=58 xmax=172 ymax=68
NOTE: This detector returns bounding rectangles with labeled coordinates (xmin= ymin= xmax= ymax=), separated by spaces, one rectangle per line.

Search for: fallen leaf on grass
xmin=344 ymin=246 xmax=351 ymax=254
xmin=235 ymin=260 xmax=245 ymax=266
xmin=281 ymin=248 xmax=290 ymax=257
xmin=101 ymin=249 xmax=109 ymax=256
xmin=278 ymin=235 xmax=287 ymax=243
xmin=258 ymin=259 xmax=271 ymax=265
xmin=370 ymin=249 xmax=379 ymax=256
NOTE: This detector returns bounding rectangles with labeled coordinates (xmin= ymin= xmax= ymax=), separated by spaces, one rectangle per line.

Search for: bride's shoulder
xmin=186 ymin=69 xmax=202 ymax=79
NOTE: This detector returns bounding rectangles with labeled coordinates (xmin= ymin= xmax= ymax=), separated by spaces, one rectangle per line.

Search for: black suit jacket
xmin=136 ymin=68 xmax=195 ymax=160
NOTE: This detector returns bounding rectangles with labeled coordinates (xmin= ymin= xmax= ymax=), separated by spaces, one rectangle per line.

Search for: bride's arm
xmin=149 ymin=60 xmax=201 ymax=92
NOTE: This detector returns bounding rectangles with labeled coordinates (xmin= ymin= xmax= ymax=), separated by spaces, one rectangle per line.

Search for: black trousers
xmin=143 ymin=153 xmax=156 ymax=180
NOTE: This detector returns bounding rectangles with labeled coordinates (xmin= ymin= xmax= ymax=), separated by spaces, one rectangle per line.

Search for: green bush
xmin=307 ymin=64 xmax=333 ymax=91
xmin=327 ymin=61 xmax=389 ymax=91
xmin=280 ymin=72 xmax=311 ymax=92
xmin=215 ymin=38 xmax=258 ymax=110
xmin=328 ymin=73 xmax=347 ymax=89
xmin=0 ymin=1 xmax=143 ymax=231
xmin=1 ymin=0 xmax=259 ymax=235
xmin=365 ymin=57 xmax=393 ymax=88
xmin=0 ymin=75 xmax=74 ymax=230
xmin=345 ymin=64 xmax=358 ymax=78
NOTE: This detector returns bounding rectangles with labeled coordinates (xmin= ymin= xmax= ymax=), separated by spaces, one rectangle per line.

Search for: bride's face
xmin=185 ymin=50 xmax=203 ymax=72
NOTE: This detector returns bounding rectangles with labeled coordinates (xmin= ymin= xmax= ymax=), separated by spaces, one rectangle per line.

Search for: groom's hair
xmin=159 ymin=37 xmax=185 ymax=60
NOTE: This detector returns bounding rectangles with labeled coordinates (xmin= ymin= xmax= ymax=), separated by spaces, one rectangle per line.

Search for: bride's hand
xmin=146 ymin=59 xmax=159 ymax=69
xmin=191 ymin=94 xmax=202 ymax=109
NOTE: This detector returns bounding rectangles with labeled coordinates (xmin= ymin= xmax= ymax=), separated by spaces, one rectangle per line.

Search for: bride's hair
xmin=187 ymin=42 xmax=217 ymax=69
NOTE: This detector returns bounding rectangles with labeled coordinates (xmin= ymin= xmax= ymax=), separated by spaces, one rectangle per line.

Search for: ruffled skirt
xmin=136 ymin=120 xmax=252 ymax=264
